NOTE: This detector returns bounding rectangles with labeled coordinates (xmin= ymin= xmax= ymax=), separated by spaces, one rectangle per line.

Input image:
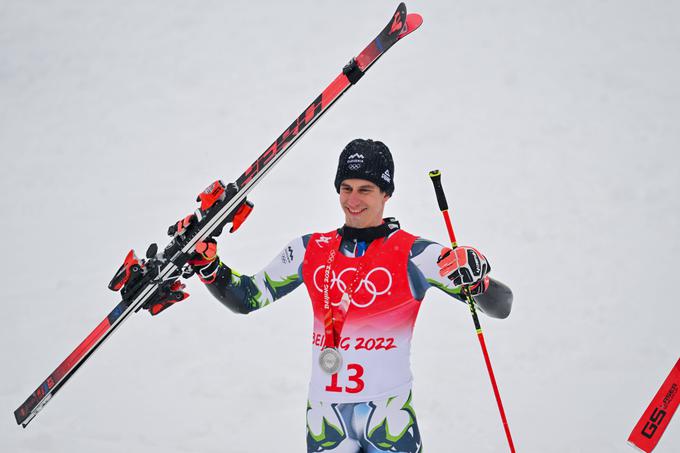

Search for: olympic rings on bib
xmin=312 ymin=265 xmax=392 ymax=308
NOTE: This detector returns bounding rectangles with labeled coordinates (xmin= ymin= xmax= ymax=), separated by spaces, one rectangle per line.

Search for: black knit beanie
xmin=334 ymin=139 xmax=395 ymax=196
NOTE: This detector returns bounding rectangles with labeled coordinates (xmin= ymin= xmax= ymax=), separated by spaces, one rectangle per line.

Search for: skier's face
xmin=339 ymin=179 xmax=390 ymax=229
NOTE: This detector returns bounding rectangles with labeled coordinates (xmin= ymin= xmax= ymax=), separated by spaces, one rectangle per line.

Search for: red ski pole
xmin=428 ymin=169 xmax=516 ymax=453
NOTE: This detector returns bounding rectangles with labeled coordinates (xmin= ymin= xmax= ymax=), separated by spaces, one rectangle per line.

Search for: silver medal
xmin=318 ymin=347 xmax=343 ymax=374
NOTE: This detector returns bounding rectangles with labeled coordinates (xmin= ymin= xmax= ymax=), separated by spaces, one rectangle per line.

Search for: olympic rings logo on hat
xmin=346 ymin=152 xmax=365 ymax=171
xmin=312 ymin=265 xmax=392 ymax=308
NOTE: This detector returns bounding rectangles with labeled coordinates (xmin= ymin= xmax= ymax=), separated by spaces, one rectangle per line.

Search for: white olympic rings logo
xmin=313 ymin=265 xmax=392 ymax=308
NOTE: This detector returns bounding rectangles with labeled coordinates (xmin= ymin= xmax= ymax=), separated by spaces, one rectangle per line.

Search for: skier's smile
xmin=339 ymin=179 xmax=390 ymax=229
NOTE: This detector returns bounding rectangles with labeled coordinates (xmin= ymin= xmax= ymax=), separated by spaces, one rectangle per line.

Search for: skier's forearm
xmin=472 ymin=278 xmax=513 ymax=319
xmin=203 ymin=236 xmax=307 ymax=314
xmin=410 ymin=238 xmax=512 ymax=318
xmin=205 ymin=264 xmax=263 ymax=314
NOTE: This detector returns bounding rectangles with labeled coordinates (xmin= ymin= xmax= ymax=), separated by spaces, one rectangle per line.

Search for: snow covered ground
xmin=1 ymin=1 xmax=679 ymax=451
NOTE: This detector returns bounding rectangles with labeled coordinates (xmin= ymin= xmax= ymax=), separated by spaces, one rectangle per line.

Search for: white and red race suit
xmin=303 ymin=229 xmax=421 ymax=402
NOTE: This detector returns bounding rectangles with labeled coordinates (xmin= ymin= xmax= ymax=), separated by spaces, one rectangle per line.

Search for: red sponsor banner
xmin=628 ymin=358 xmax=680 ymax=452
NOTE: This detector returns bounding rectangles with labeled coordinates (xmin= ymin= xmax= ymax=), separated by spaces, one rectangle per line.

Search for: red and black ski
xmin=628 ymin=358 xmax=680 ymax=452
xmin=14 ymin=3 xmax=422 ymax=428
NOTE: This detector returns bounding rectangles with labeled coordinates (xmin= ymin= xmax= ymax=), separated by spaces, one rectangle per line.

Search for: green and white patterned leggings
xmin=306 ymin=391 xmax=422 ymax=453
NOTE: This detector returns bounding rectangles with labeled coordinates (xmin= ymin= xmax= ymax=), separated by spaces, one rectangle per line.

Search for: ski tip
xmin=15 ymin=409 xmax=34 ymax=428
xmin=399 ymin=13 xmax=423 ymax=39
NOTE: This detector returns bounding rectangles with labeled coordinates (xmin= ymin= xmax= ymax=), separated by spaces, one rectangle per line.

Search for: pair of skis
xmin=14 ymin=3 xmax=423 ymax=428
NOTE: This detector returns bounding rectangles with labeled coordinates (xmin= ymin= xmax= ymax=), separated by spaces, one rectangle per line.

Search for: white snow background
xmin=1 ymin=1 xmax=679 ymax=452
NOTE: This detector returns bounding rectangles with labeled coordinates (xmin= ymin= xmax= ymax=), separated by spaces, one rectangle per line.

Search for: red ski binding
xmin=229 ymin=201 xmax=254 ymax=233
xmin=197 ymin=180 xmax=227 ymax=211
xmin=108 ymin=250 xmax=141 ymax=291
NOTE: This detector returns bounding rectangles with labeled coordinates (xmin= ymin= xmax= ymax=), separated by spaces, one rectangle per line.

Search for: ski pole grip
xmin=428 ymin=170 xmax=448 ymax=212
xmin=429 ymin=169 xmax=458 ymax=247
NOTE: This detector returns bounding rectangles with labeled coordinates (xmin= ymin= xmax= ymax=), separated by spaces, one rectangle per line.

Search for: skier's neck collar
xmin=338 ymin=217 xmax=400 ymax=242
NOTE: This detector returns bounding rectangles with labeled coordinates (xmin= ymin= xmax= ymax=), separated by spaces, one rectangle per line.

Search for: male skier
xmin=149 ymin=139 xmax=513 ymax=452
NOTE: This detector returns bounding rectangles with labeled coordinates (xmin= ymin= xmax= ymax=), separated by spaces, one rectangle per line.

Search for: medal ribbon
xmin=321 ymin=234 xmax=373 ymax=349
